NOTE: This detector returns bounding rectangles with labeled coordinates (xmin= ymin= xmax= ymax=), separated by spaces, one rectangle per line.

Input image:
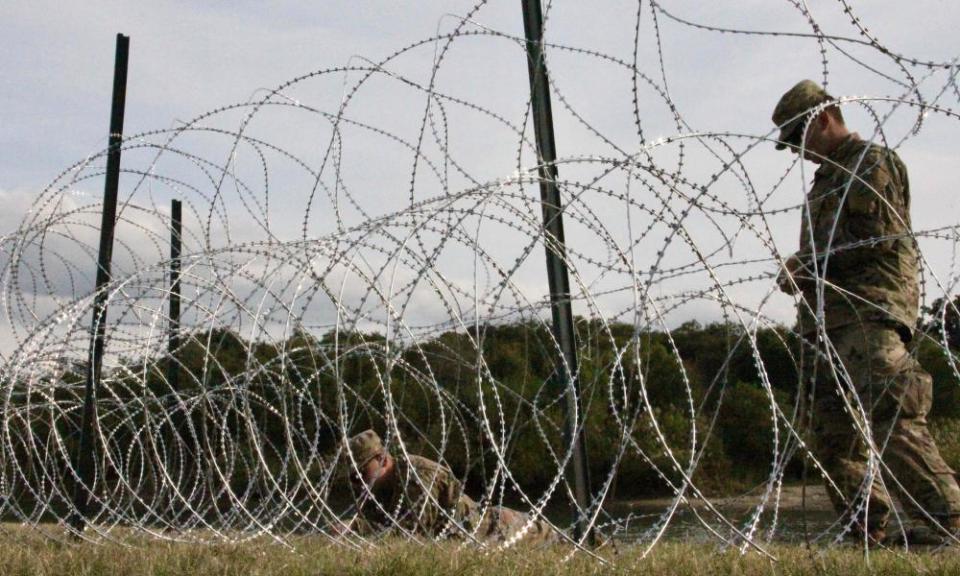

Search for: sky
xmin=2 ymin=1 xmax=960 ymax=357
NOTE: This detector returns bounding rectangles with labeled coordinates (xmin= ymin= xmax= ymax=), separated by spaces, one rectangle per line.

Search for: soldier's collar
xmin=814 ymin=133 xmax=862 ymax=180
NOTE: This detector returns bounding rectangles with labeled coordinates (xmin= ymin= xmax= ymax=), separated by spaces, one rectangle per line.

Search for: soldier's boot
xmin=945 ymin=515 xmax=960 ymax=546
xmin=884 ymin=516 xmax=960 ymax=547
xmin=885 ymin=526 xmax=946 ymax=547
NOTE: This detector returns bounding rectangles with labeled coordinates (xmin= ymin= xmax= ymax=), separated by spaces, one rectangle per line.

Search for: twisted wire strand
xmin=0 ymin=0 xmax=958 ymax=566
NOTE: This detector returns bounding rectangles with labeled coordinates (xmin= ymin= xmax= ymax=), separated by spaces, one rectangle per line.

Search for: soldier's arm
xmin=437 ymin=470 xmax=480 ymax=535
xmin=439 ymin=471 xmax=461 ymax=510
xmin=835 ymin=150 xmax=907 ymax=255
xmin=789 ymin=151 xmax=904 ymax=283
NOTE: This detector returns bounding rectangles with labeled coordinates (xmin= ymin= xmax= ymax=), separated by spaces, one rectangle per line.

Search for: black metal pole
xmin=70 ymin=33 xmax=130 ymax=532
xmin=167 ymin=199 xmax=182 ymax=391
xmin=519 ymin=0 xmax=593 ymax=544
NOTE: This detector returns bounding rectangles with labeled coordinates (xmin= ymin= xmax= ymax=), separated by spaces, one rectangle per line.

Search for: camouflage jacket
xmin=794 ymin=133 xmax=918 ymax=334
xmin=354 ymin=454 xmax=478 ymax=538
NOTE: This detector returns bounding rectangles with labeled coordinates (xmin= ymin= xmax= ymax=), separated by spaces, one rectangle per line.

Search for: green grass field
xmin=0 ymin=537 xmax=958 ymax=576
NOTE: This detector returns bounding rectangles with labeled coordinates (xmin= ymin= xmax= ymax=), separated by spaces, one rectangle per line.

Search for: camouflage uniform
xmin=347 ymin=430 xmax=559 ymax=543
xmin=472 ymin=503 xmax=560 ymax=544
xmin=773 ymin=80 xmax=960 ymax=533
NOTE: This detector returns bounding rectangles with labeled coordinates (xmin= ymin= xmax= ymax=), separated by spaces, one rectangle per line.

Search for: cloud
xmin=2 ymin=0 xmax=958 ymax=356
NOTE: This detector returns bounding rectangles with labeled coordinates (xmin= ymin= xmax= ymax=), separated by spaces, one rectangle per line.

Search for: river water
xmin=596 ymin=501 xmax=840 ymax=543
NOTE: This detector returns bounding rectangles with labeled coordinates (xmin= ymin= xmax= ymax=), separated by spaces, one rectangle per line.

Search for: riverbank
xmin=615 ymin=482 xmax=834 ymax=512
xmin=600 ymin=482 xmax=840 ymax=543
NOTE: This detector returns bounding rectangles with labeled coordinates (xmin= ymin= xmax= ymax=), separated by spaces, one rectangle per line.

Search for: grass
xmin=0 ymin=535 xmax=958 ymax=576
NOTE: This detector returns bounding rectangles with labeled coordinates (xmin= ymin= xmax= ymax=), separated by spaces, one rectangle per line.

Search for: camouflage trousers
xmin=461 ymin=499 xmax=560 ymax=544
xmin=808 ymin=322 xmax=960 ymax=531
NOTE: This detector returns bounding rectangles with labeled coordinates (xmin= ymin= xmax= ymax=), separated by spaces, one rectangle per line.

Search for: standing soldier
xmin=343 ymin=429 xmax=559 ymax=544
xmin=773 ymin=79 xmax=960 ymax=545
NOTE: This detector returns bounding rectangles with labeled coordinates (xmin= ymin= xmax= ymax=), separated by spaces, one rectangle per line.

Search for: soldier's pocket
xmin=865 ymin=330 xmax=929 ymax=419
xmin=898 ymin=367 xmax=933 ymax=419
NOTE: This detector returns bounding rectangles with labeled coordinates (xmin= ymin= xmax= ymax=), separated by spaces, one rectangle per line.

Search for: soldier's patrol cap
xmin=347 ymin=429 xmax=385 ymax=467
xmin=772 ymin=79 xmax=835 ymax=150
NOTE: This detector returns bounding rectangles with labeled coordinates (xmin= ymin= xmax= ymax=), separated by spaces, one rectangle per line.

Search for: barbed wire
xmin=1 ymin=0 xmax=959 ymax=566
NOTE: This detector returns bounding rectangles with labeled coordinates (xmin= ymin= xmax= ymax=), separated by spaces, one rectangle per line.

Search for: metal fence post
xmin=519 ymin=0 xmax=594 ymax=544
xmin=167 ymin=199 xmax=182 ymax=391
xmin=70 ymin=33 xmax=130 ymax=532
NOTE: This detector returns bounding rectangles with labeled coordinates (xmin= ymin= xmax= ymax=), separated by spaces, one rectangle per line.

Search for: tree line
xmin=30 ymin=296 xmax=960 ymax=508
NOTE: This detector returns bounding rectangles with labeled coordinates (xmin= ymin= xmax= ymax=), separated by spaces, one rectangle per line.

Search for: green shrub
xmin=917 ymin=338 xmax=960 ymax=420
xmin=930 ymin=418 xmax=960 ymax=472
xmin=717 ymin=381 xmax=793 ymax=480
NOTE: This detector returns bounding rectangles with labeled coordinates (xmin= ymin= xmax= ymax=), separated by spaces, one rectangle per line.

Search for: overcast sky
xmin=5 ymin=1 xmax=958 ymax=196
xmin=2 ymin=1 xmax=960 ymax=356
